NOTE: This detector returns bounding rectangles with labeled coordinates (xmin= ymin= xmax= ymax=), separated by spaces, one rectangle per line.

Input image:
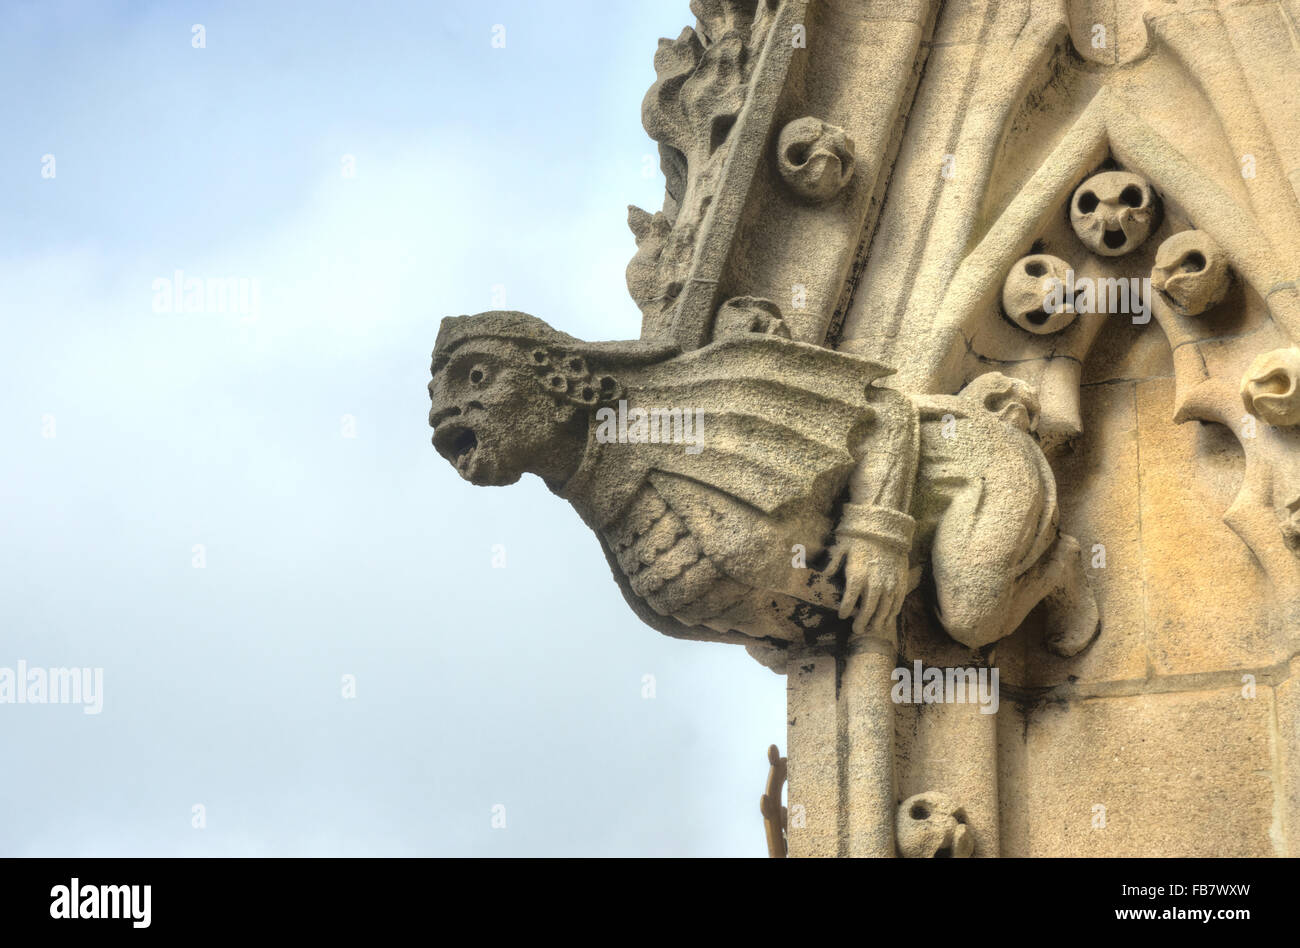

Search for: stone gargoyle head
xmin=427 ymin=311 xmax=675 ymax=488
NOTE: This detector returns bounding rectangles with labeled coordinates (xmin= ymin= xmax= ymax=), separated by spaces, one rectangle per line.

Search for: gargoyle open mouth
xmin=434 ymin=423 xmax=479 ymax=475
xmin=1102 ymin=226 xmax=1127 ymax=250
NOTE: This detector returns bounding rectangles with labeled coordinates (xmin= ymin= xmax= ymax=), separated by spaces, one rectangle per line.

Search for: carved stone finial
xmin=896 ymin=792 xmax=973 ymax=858
xmin=776 ymin=117 xmax=856 ymax=204
xmin=1069 ymin=170 xmax=1157 ymax=256
xmin=1151 ymin=230 xmax=1231 ymax=317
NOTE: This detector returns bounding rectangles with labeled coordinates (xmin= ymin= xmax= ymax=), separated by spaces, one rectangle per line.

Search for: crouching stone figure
xmin=428 ymin=311 xmax=1099 ymax=665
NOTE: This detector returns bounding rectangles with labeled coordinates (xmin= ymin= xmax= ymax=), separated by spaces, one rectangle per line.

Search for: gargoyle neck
xmin=551 ymin=413 xmax=646 ymax=532
xmin=551 ymin=417 xmax=604 ymax=506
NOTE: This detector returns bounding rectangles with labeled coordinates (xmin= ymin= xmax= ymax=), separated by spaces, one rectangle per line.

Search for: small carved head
xmin=1282 ymin=495 xmax=1300 ymax=553
xmin=1002 ymin=253 xmax=1078 ymax=335
xmin=896 ymin=791 xmax=973 ymax=858
xmin=959 ymin=372 xmax=1041 ymax=433
xmin=1150 ymin=230 xmax=1231 ymax=317
xmin=1070 ymin=171 xmax=1157 ymax=257
xmin=714 ymin=296 xmax=791 ymax=339
xmin=776 ymin=117 xmax=856 ymax=204
xmin=429 ymin=313 xmax=618 ymax=487
xmin=1241 ymin=346 xmax=1300 ymax=427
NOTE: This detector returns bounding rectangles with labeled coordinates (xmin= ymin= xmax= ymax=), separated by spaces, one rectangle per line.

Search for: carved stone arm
xmin=837 ymin=386 xmax=920 ymax=554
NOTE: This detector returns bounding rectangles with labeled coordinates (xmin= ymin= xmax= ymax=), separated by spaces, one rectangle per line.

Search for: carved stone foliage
xmin=628 ymin=0 xmax=780 ymax=336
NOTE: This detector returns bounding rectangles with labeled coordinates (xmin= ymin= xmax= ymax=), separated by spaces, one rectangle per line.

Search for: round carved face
xmin=1070 ymin=171 xmax=1156 ymax=256
xmin=896 ymin=792 xmax=973 ymax=858
xmin=1241 ymin=346 xmax=1300 ymax=427
xmin=1151 ymin=229 xmax=1230 ymax=317
xmin=428 ymin=339 xmax=575 ymax=486
xmin=1001 ymin=253 xmax=1077 ymax=335
xmin=776 ymin=116 xmax=856 ymax=203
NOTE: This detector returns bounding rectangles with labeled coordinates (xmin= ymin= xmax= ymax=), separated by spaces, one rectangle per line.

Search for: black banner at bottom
xmin=0 ymin=856 xmax=1283 ymax=935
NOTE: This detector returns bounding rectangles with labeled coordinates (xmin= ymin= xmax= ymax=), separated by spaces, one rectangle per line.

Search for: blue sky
xmin=0 ymin=0 xmax=785 ymax=856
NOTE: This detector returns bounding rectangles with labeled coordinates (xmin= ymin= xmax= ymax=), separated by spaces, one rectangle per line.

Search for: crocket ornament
xmin=428 ymin=311 xmax=1100 ymax=669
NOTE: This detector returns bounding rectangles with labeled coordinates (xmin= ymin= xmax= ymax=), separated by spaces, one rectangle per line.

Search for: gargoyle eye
xmin=468 ymin=364 xmax=490 ymax=386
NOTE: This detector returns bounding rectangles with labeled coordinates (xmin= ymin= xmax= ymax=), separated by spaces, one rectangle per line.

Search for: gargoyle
xmin=428 ymin=311 xmax=1099 ymax=664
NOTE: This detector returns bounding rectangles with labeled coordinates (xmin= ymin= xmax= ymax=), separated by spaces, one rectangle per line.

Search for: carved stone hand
xmin=827 ymin=537 xmax=910 ymax=638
